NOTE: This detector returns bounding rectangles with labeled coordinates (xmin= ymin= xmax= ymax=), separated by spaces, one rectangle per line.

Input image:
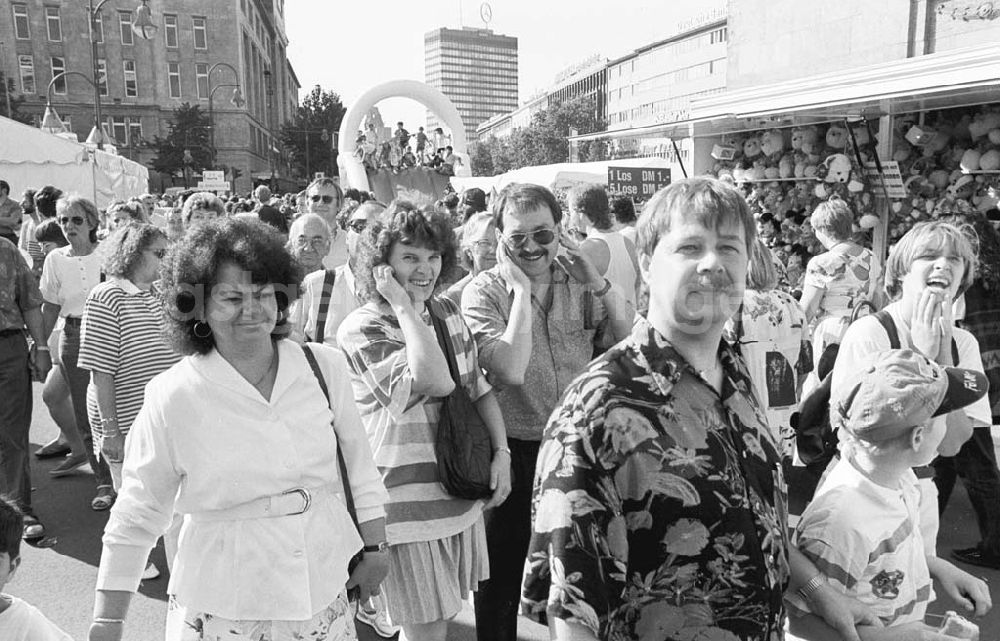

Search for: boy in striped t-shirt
xmin=788 ymin=350 xmax=992 ymax=639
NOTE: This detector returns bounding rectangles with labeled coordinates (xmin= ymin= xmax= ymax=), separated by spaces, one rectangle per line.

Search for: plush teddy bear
xmin=742 ymin=136 xmax=763 ymax=162
xmin=822 ymin=154 xmax=853 ymax=183
xmin=779 ymin=153 xmax=795 ymax=179
xmin=791 ymin=126 xmax=817 ymax=151
xmin=760 ymin=129 xmax=785 ymax=158
xmin=825 ymin=123 xmax=849 ymax=153
xmin=980 ymin=149 xmax=1000 ymax=171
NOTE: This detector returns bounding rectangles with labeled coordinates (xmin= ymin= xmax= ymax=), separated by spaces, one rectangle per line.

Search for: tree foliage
xmin=150 ymin=103 xmax=212 ymax=178
xmin=0 ymin=72 xmax=33 ymax=125
xmin=280 ymin=85 xmax=346 ymax=179
xmin=470 ymin=95 xmax=606 ymax=176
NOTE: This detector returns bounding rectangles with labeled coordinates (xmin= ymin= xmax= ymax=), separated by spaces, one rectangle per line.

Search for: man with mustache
xmin=521 ymin=177 xmax=879 ymax=641
xmin=461 ymin=183 xmax=634 ymax=641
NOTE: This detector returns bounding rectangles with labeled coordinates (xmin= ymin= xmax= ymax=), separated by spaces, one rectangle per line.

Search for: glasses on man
xmin=346 ymin=220 xmax=367 ymax=234
xmin=58 ymin=216 xmax=85 ymax=226
xmin=310 ymin=194 xmax=336 ymax=204
xmin=502 ymin=228 xmax=556 ymax=249
xmin=294 ymin=236 xmax=329 ymax=249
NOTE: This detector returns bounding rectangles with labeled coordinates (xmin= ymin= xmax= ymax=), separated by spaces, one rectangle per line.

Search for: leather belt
xmin=188 ymin=484 xmax=335 ymax=523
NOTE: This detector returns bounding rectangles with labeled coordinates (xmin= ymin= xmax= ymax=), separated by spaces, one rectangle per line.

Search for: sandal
xmin=91 ymin=486 xmax=117 ymax=511
xmin=22 ymin=515 xmax=45 ymax=540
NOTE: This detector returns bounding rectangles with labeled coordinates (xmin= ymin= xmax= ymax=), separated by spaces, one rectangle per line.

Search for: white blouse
xmin=96 ymin=340 xmax=388 ymax=621
xmin=38 ymin=246 xmax=102 ymax=317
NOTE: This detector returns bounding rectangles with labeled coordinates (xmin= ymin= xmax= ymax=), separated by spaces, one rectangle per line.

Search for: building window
xmin=164 ymin=14 xmax=178 ymax=48
xmin=167 ymin=62 xmax=181 ymax=98
xmin=50 ymin=57 xmax=66 ymax=94
xmin=192 ymin=17 xmax=207 ymax=50
xmin=123 ymin=59 xmax=137 ymax=97
xmin=710 ymin=28 xmax=727 ymax=44
xmin=119 ymin=11 xmax=133 ymax=45
xmin=109 ymin=116 xmax=127 ymax=145
xmin=12 ymin=4 xmax=30 ymax=39
xmin=195 ymin=63 xmax=209 ymax=99
xmin=128 ymin=119 xmax=142 ymax=146
xmin=92 ymin=13 xmax=103 ymax=43
xmin=60 ymin=115 xmax=72 ymax=132
xmin=97 ymin=59 xmax=108 ymax=96
xmin=18 ymin=55 xmax=35 ymax=93
xmin=46 ymin=6 xmax=61 ymax=41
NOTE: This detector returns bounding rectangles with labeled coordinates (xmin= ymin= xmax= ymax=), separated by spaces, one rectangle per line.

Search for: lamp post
xmin=206 ymin=62 xmax=245 ymax=166
xmin=286 ymin=127 xmax=329 ymax=180
xmin=40 ymin=0 xmax=156 ymax=149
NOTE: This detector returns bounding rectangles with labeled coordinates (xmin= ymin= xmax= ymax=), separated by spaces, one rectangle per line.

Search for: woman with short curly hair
xmin=338 ymin=202 xmax=511 ymax=641
xmin=181 ymin=191 xmax=226 ymax=227
xmin=92 ymin=217 xmax=389 ymax=641
xmin=105 ymin=200 xmax=147 ymax=230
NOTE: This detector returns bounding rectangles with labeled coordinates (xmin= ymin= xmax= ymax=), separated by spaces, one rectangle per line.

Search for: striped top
xmin=79 ymin=278 xmax=181 ymax=436
xmin=337 ymin=296 xmax=491 ymax=545
xmin=791 ymin=457 xmax=933 ymax=626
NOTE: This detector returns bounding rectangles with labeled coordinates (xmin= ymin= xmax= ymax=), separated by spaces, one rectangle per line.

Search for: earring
xmin=192 ymin=321 xmax=212 ymax=338
xmin=276 ymin=309 xmax=286 ymax=324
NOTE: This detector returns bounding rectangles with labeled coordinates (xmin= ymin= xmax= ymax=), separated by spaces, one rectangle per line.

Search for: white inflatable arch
xmin=337 ymin=80 xmax=470 ymax=192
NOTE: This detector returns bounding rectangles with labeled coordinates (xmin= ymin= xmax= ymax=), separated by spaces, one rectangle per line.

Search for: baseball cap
xmin=832 ymin=349 xmax=988 ymax=443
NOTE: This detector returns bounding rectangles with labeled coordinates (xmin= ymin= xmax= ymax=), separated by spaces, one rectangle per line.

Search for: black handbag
xmin=301 ymin=344 xmax=363 ymax=601
xmin=429 ymin=303 xmax=494 ymax=500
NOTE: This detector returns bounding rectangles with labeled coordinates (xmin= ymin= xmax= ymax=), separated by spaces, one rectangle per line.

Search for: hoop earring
xmin=276 ymin=309 xmax=286 ymax=324
xmin=192 ymin=321 xmax=212 ymax=339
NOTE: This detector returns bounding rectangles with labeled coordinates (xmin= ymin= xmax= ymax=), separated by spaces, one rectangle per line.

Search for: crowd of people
xmin=0 ymin=172 xmax=999 ymax=641
xmin=354 ymin=122 xmax=463 ymax=175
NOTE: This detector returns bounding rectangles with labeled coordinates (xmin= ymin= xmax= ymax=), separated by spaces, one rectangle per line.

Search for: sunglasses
xmin=294 ymin=237 xmax=329 ymax=249
xmin=346 ymin=220 xmax=367 ymax=233
xmin=310 ymin=194 xmax=336 ymax=204
xmin=502 ymin=228 xmax=556 ymax=248
xmin=58 ymin=216 xmax=85 ymax=226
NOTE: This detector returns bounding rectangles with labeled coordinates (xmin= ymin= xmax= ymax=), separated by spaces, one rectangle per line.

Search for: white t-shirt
xmin=38 ymin=246 xmax=102 ymax=318
xmin=0 ymin=595 xmax=73 ymax=641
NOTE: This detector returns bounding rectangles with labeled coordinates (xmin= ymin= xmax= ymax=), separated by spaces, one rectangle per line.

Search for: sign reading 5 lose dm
xmin=607 ymin=167 xmax=671 ymax=198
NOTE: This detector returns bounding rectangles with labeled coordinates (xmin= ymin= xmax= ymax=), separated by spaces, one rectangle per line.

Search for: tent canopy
xmin=0 ymin=116 xmax=148 ymax=208
xmin=455 ymin=157 xmax=671 ymax=193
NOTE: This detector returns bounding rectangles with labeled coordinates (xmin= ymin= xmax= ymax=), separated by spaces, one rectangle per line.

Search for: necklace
xmin=248 ymin=349 xmax=277 ymax=388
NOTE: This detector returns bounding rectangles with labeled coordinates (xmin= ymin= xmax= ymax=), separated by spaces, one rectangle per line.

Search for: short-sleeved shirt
xmin=461 ymin=264 xmax=606 ymax=441
xmin=293 ymin=265 xmax=362 ymax=347
xmin=38 ymin=246 xmax=102 ymax=317
xmin=521 ymin=316 xmax=790 ymax=641
xmin=0 ymin=238 xmax=43 ymax=332
xmin=78 ymin=278 xmax=181 ymax=435
xmin=0 ymin=595 xmax=73 ymax=641
xmin=0 ymin=198 xmax=21 ymax=234
xmin=792 ymin=457 xmax=933 ymax=626
xmin=804 ymin=247 xmax=879 ymax=323
xmin=337 ymin=296 xmax=491 ymax=545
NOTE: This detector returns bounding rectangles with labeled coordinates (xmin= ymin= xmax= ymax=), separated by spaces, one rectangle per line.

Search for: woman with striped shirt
xmin=338 ymin=203 xmax=511 ymax=641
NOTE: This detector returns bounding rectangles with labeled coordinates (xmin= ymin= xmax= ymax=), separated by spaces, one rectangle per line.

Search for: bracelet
xmin=93 ymin=617 xmax=124 ymax=625
xmin=797 ymin=574 xmax=826 ymax=603
xmin=592 ymin=278 xmax=612 ymax=298
xmin=493 ymin=446 xmax=512 ymax=457
xmin=35 ymin=345 xmax=50 ymax=352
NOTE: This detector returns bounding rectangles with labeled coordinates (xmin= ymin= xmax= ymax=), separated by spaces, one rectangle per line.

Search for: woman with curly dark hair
xmin=90 ymin=217 xmax=389 ymax=641
xmin=337 ymin=202 xmax=511 ymax=641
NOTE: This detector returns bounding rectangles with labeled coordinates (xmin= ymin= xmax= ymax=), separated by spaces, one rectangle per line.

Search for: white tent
xmin=452 ymin=157 xmax=672 ymax=193
xmin=0 ymin=116 xmax=148 ymax=208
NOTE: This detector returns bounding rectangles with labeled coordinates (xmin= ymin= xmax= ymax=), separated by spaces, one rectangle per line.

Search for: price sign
xmin=607 ymin=166 xmax=671 ymax=198
xmin=863 ymin=161 xmax=907 ymax=199
xmin=203 ymin=170 xmax=225 ymax=183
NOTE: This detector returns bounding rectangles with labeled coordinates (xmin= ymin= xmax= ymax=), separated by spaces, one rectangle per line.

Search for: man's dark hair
xmin=0 ymin=180 xmax=9 ymax=196
xmin=610 ymin=195 xmax=637 ymax=225
xmin=491 ymin=183 xmax=563 ymax=232
xmin=34 ymin=185 xmax=63 ymax=218
xmin=446 ymin=146 xmax=453 ymax=152
xmin=443 ymin=193 xmax=460 ymax=209
xmin=568 ymin=185 xmax=612 ymax=230
xmin=0 ymin=496 xmax=23 ymax=559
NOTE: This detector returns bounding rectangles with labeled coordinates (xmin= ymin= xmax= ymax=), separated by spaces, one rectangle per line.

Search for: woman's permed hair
xmin=810 ymin=198 xmax=854 ymax=243
xmin=354 ymin=201 xmax=459 ymax=304
xmin=635 ymin=177 xmax=755 ymax=258
xmin=160 ymin=217 xmax=303 ymax=355
xmin=56 ymin=194 xmax=101 ymax=243
xmin=106 ymin=200 xmax=147 ymax=224
xmin=884 ymin=220 xmax=978 ymax=301
xmin=181 ymin=191 xmax=227 ymax=224
xmin=100 ymin=223 xmax=167 ymax=279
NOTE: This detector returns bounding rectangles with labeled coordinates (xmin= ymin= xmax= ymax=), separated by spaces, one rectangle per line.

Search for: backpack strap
xmin=873 ymin=310 xmax=900 ymax=350
xmin=312 ymin=269 xmax=336 ymax=344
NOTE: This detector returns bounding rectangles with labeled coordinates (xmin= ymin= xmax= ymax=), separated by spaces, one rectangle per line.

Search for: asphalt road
xmin=8 ymin=383 xmax=1000 ymax=640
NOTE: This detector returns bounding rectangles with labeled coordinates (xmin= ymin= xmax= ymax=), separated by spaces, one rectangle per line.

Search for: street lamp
xmin=207 ymin=62 xmax=245 ymax=166
xmin=39 ymin=1 xmax=157 ymax=150
xmin=286 ymin=127 xmax=329 ymax=180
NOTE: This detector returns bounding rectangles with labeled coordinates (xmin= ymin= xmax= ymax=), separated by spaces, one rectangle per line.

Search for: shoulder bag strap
xmin=428 ymin=300 xmax=461 ymax=387
xmin=873 ymin=310 xmax=901 ymax=350
xmin=301 ymin=344 xmax=357 ymax=525
xmin=312 ymin=269 xmax=336 ymax=343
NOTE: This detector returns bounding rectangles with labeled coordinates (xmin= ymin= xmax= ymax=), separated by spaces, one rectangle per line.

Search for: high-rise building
xmin=0 ymin=0 xmax=299 ymax=192
xmin=424 ymin=26 xmax=518 ymax=143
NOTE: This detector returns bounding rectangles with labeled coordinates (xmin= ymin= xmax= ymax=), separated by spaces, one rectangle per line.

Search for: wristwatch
xmin=363 ymin=541 xmax=389 ymax=554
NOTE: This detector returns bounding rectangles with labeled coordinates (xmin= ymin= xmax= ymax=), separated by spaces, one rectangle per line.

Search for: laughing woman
xmin=338 ymin=202 xmax=511 ymax=641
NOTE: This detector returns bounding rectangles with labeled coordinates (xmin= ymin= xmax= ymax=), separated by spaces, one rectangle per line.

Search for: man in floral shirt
xmin=521 ymin=178 xmax=878 ymax=641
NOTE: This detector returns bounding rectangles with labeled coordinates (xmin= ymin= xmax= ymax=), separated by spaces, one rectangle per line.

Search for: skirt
xmin=381 ymin=516 xmax=489 ymax=625
xmin=164 ymin=590 xmax=356 ymax=641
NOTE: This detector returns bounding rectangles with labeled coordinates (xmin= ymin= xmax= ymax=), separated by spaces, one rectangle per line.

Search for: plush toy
xmin=791 ymin=126 xmax=818 ymax=151
xmin=743 ymin=136 xmax=763 ymax=161
xmin=969 ymin=112 xmax=1000 ymax=140
xmin=989 ymin=129 xmax=1000 ymax=145
xmin=980 ymin=149 xmax=1000 ymax=171
xmin=760 ymin=129 xmax=785 ymax=158
xmin=825 ymin=123 xmax=849 ymax=151
xmin=779 ymin=153 xmax=795 ymax=179
xmin=822 ymin=154 xmax=853 ymax=183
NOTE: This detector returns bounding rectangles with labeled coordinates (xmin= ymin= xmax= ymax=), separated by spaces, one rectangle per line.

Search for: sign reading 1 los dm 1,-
xmin=607 ymin=167 xmax=671 ymax=198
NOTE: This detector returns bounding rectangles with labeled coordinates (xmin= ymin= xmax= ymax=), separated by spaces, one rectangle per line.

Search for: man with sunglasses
xmin=461 ymin=182 xmax=634 ymax=641
xmin=306 ymin=177 xmax=349 ymax=270
xmin=293 ymin=201 xmax=387 ymax=347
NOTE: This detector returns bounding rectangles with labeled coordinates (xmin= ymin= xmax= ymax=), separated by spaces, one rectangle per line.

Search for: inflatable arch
xmin=337 ymin=80 xmax=471 ymax=192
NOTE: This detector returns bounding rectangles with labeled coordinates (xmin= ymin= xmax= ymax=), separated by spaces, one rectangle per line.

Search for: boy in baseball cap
xmin=788 ymin=349 xmax=992 ymax=639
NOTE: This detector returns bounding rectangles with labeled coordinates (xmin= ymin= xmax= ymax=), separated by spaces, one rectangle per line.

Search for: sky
xmin=285 ymin=0 xmax=724 ymax=129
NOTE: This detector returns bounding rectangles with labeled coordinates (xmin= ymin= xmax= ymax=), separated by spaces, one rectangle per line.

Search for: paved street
xmin=8 ymin=382 xmax=1000 ymax=640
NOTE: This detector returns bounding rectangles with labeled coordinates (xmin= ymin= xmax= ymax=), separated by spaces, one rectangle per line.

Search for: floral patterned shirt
xmin=521 ymin=317 xmax=790 ymax=641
